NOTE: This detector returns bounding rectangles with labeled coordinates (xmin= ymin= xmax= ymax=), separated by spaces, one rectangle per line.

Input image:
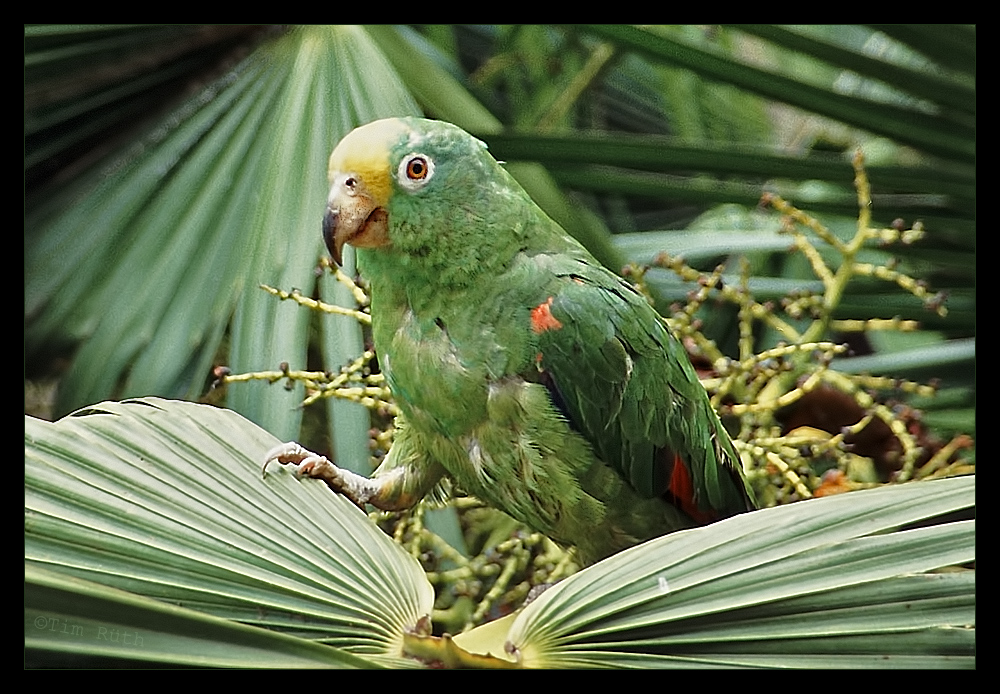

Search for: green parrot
xmin=265 ymin=117 xmax=755 ymax=563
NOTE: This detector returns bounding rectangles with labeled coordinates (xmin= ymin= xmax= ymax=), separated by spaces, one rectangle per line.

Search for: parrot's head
xmin=323 ymin=117 xmax=505 ymax=267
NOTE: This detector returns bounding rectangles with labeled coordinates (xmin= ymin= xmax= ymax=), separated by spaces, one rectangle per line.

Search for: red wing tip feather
xmin=667 ymin=453 xmax=718 ymax=525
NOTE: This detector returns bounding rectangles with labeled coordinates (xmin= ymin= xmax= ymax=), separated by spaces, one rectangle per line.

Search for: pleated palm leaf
xmin=26 ymin=398 xmax=974 ymax=667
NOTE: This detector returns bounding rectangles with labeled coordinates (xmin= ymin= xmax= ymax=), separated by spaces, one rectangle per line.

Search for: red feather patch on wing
xmin=667 ymin=453 xmax=717 ymax=524
xmin=531 ymin=297 xmax=563 ymax=333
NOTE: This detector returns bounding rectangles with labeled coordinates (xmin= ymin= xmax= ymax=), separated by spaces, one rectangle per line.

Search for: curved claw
xmin=261 ymin=440 xmax=375 ymax=510
xmin=261 ymin=442 xmax=329 ymax=479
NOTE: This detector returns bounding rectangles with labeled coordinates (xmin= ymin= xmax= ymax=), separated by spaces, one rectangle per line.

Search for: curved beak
xmin=323 ymin=173 xmax=389 ymax=266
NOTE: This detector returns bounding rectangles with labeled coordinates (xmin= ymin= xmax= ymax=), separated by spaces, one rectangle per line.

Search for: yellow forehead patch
xmin=328 ymin=118 xmax=411 ymax=206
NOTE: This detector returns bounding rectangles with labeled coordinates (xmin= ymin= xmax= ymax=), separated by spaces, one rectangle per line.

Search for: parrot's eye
xmin=397 ymin=153 xmax=434 ymax=191
xmin=406 ymin=158 xmax=428 ymax=179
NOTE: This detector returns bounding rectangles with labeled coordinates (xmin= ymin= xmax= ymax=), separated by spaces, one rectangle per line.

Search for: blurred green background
xmin=25 ymin=25 xmax=975 ymax=467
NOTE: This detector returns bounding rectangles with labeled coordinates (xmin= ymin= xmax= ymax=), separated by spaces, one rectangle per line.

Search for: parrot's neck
xmin=358 ymin=212 xmax=586 ymax=295
xmin=363 ymin=237 xmax=511 ymax=291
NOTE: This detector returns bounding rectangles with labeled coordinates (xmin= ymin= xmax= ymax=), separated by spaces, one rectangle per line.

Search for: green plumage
xmin=318 ymin=117 xmax=755 ymax=563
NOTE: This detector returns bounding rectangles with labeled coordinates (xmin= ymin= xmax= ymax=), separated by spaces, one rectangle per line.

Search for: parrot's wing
xmin=530 ymin=257 xmax=754 ymax=522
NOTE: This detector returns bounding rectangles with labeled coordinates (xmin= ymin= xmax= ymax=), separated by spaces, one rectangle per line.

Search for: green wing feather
xmin=529 ymin=254 xmax=755 ymax=521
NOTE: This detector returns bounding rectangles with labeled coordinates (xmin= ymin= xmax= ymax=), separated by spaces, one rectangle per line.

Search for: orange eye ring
xmin=406 ymin=157 xmax=429 ymax=180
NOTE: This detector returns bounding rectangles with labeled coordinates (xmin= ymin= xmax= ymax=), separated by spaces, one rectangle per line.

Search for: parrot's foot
xmin=262 ymin=442 xmax=375 ymax=510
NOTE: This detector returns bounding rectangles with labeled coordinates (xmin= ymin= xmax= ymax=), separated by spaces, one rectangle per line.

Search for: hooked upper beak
xmin=322 ymin=174 xmax=389 ymax=265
